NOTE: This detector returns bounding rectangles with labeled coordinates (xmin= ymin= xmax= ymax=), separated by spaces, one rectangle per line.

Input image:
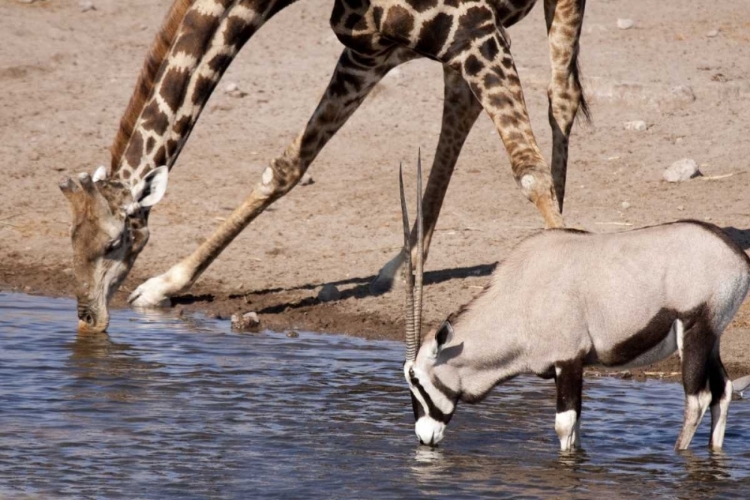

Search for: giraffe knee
xmin=261 ymin=157 xmax=305 ymax=196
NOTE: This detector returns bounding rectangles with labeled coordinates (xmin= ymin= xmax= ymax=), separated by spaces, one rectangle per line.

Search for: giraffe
xmin=60 ymin=0 xmax=588 ymax=333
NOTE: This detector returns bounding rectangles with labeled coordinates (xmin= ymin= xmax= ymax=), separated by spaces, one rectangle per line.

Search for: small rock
xmin=63 ymin=267 xmax=74 ymax=277
xmin=677 ymin=205 xmax=685 ymax=211
xmin=620 ymin=371 xmax=633 ymax=380
xmin=669 ymin=85 xmax=696 ymax=104
xmin=300 ymin=173 xmax=314 ymax=186
xmin=286 ymin=331 xmax=300 ymax=338
xmin=206 ymin=311 xmax=224 ymax=320
xmin=621 ymin=201 xmax=631 ymax=210
xmin=29 ymin=151 xmax=40 ymax=161
xmin=79 ymin=0 xmax=95 ymax=12
xmin=317 ymin=284 xmax=341 ymax=302
xmin=663 ymin=158 xmax=702 ymax=183
xmin=18 ymin=0 xmax=37 ymax=4
xmin=231 ymin=311 xmax=260 ymax=331
xmin=616 ymin=18 xmax=635 ymax=30
xmin=706 ymin=29 xmax=719 ymax=38
xmin=224 ymin=82 xmax=247 ymax=98
xmin=623 ymin=120 xmax=647 ymax=131
xmin=674 ymin=137 xmax=684 ymax=145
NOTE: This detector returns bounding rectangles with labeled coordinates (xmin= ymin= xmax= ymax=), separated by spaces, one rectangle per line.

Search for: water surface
xmin=1 ymin=293 xmax=749 ymax=498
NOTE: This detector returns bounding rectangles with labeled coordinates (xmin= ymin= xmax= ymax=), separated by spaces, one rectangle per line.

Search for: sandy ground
xmin=2 ymin=0 xmax=750 ymax=380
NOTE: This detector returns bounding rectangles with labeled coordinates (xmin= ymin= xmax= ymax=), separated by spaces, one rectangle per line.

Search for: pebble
xmin=670 ymin=85 xmax=696 ymax=104
xmin=663 ymin=158 xmax=701 ymax=183
xmin=79 ymin=0 xmax=95 ymax=12
xmin=677 ymin=205 xmax=685 ymax=211
xmin=29 ymin=151 xmax=40 ymax=161
xmin=18 ymin=0 xmax=37 ymax=4
xmin=621 ymin=201 xmax=631 ymax=210
xmin=231 ymin=311 xmax=260 ymax=331
xmin=224 ymin=82 xmax=247 ymax=98
xmin=286 ymin=331 xmax=300 ymax=338
xmin=317 ymin=284 xmax=341 ymax=302
xmin=63 ymin=268 xmax=74 ymax=277
xmin=616 ymin=18 xmax=635 ymax=30
xmin=300 ymin=173 xmax=314 ymax=186
xmin=623 ymin=120 xmax=647 ymax=131
xmin=706 ymin=29 xmax=719 ymax=38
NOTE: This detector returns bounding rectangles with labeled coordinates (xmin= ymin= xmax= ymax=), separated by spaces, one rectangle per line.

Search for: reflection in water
xmin=1 ymin=292 xmax=750 ymax=498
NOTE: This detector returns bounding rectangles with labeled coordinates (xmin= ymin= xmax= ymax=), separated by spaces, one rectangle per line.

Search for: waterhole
xmin=1 ymin=293 xmax=749 ymax=498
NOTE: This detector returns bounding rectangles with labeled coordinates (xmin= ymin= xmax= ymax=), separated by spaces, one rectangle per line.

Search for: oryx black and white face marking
xmin=404 ymin=321 xmax=458 ymax=447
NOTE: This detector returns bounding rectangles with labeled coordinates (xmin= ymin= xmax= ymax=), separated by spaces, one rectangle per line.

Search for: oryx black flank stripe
xmin=410 ymin=372 xmax=452 ymax=424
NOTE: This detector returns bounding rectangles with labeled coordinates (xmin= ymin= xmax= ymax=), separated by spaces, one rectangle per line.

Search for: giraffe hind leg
xmin=370 ymin=65 xmax=483 ymax=294
xmin=544 ymin=0 xmax=588 ymax=213
xmin=443 ymin=28 xmax=563 ymax=228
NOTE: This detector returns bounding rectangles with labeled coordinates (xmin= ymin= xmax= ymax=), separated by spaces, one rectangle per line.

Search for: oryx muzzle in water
xmin=399 ymin=156 xmax=750 ymax=451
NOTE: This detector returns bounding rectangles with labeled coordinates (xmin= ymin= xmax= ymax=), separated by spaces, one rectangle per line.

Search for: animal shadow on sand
xmin=171 ymin=263 xmax=497 ymax=315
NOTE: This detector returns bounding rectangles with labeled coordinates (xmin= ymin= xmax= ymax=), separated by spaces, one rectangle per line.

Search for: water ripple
xmin=1 ymin=292 xmax=749 ymax=498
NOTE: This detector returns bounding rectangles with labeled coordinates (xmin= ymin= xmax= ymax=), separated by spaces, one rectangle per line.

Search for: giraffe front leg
xmin=544 ymin=0 xmax=587 ymax=212
xmin=371 ymin=65 xmax=483 ymax=294
xmin=446 ymin=30 xmax=563 ymax=228
xmin=129 ymin=47 xmax=415 ymax=308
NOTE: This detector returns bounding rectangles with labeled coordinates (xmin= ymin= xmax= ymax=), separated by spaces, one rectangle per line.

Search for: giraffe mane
xmin=110 ymin=0 xmax=194 ymax=172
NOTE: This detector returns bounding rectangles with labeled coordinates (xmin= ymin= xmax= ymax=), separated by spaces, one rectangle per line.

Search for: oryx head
xmin=59 ymin=165 xmax=168 ymax=333
xmin=400 ymin=155 xmax=459 ymax=447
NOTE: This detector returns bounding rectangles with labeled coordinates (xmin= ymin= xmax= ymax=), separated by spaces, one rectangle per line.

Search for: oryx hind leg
xmin=675 ymin=323 xmax=716 ymax=450
xmin=708 ymin=342 xmax=732 ymax=450
xmin=554 ymin=359 xmax=583 ymax=451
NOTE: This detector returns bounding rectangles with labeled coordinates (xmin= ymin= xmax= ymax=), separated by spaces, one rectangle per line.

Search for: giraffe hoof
xmin=128 ymin=278 xmax=173 ymax=308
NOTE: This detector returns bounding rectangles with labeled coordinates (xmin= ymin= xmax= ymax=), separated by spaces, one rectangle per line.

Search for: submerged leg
xmin=128 ymin=47 xmax=417 ymax=306
xmin=675 ymin=325 xmax=715 ymax=450
xmin=708 ymin=343 xmax=732 ymax=450
xmin=555 ymin=359 xmax=583 ymax=451
xmin=370 ymin=65 xmax=484 ymax=294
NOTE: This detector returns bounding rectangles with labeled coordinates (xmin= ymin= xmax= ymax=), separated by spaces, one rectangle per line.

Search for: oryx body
xmin=403 ymin=219 xmax=750 ymax=451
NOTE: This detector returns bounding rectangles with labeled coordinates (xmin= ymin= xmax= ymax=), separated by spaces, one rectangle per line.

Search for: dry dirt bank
xmin=1 ymin=0 xmax=750 ymax=380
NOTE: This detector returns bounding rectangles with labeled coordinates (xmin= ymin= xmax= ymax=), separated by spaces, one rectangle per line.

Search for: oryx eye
xmin=105 ymin=236 xmax=123 ymax=253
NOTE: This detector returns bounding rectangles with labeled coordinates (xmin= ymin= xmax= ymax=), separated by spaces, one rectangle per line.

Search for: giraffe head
xmin=59 ymin=166 xmax=168 ymax=333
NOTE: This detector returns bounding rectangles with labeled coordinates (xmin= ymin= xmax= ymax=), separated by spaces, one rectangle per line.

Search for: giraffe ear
xmin=131 ymin=166 xmax=169 ymax=209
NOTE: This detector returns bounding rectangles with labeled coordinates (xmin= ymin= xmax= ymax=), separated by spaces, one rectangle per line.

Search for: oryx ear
xmin=430 ymin=321 xmax=454 ymax=358
xmin=131 ymin=166 xmax=168 ymax=208
xmin=92 ymin=165 xmax=108 ymax=182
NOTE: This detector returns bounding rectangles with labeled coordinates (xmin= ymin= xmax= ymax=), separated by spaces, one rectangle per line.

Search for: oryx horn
xmin=400 ymin=151 xmax=424 ymax=362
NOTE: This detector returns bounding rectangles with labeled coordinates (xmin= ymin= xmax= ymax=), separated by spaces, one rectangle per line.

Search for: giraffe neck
xmin=112 ymin=0 xmax=297 ymax=187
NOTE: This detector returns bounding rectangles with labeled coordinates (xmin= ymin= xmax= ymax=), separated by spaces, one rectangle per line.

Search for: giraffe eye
xmin=105 ymin=236 xmax=123 ymax=254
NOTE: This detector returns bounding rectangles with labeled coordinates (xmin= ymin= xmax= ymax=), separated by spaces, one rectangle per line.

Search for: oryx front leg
xmin=708 ymin=345 xmax=732 ymax=450
xmin=554 ymin=359 xmax=583 ymax=451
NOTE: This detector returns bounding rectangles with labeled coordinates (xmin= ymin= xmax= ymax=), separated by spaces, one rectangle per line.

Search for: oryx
xmin=399 ymin=156 xmax=750 ymax=451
